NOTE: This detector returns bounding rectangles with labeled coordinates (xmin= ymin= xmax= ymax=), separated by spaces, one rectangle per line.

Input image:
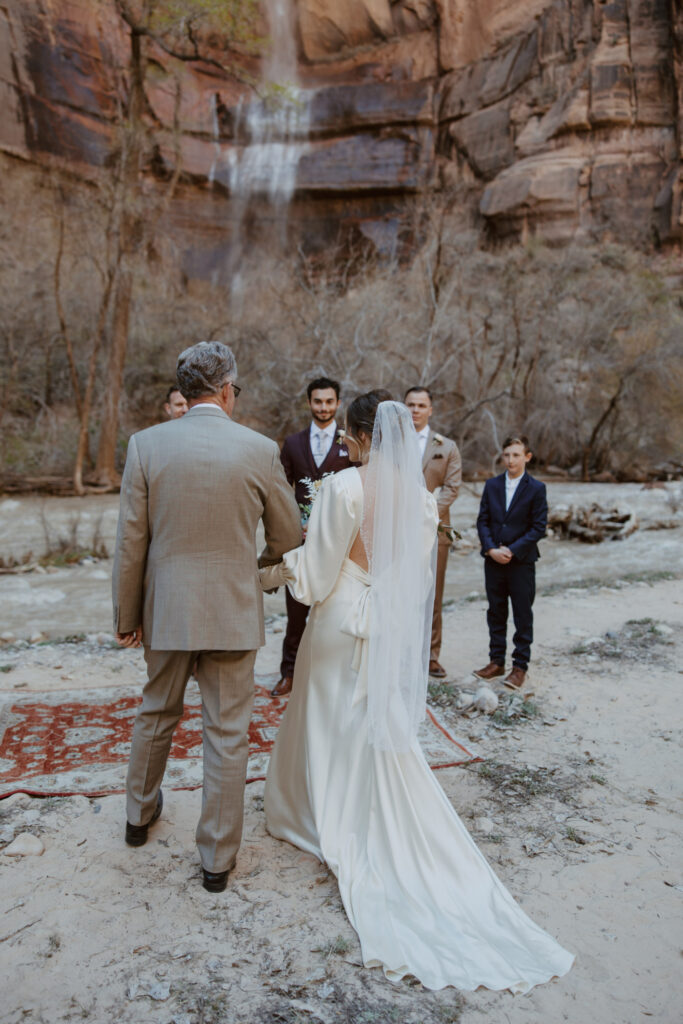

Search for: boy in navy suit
xmin=475 ymin=435 xmax=547 ymax=690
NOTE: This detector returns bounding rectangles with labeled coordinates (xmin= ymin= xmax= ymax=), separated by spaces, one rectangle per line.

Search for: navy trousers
xmin=484 ymin=559 xmax=536 ymax=670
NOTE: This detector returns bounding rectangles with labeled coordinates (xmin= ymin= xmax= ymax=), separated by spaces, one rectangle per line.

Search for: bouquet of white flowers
xmin=298 ymin=473 xmax=333 ymax=537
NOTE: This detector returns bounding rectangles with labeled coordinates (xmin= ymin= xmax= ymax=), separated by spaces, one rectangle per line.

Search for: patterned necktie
xmin=313 ymin=430 xmax=325 ymax=467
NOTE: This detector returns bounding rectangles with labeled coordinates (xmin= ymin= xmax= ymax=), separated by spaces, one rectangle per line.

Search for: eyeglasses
xmin=229 ymin=382 xmax=242 ymax=399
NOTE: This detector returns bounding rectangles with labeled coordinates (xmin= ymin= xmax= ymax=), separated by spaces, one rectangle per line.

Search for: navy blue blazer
xmin=476 ymin=472 xmax=548 ymax=564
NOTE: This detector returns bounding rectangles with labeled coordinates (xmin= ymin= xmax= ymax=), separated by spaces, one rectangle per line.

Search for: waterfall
xmin=218 ymin=0 xmax=311 ymax=207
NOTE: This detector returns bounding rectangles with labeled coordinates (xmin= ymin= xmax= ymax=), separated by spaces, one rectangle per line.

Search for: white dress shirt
xmin=416 ymin=425 xmax=430 ymax=459
xmin=310 ymin=421 xmax=337 ymax=467
xmin=505 ymin=471 xmax=525 ymax=510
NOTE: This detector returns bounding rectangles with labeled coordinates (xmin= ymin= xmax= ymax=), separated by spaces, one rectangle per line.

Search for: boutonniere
xmin=336 ymin=429 xmax=349 ymax=456
xmin=433 ymin=434 xmax=444 ymax=445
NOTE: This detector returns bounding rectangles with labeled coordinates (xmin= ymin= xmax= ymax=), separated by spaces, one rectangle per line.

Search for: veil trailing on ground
xmin=361 ymin=401 xmax=438 ymax=753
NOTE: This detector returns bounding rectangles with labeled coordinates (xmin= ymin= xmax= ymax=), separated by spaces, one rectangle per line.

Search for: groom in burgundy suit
xmin=271 ymin=377 xmax=357 ymax=696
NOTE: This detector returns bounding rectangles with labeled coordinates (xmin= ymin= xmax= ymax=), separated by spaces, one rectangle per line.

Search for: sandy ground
xmin=1 ymin=488 xmax=682 ymax=1023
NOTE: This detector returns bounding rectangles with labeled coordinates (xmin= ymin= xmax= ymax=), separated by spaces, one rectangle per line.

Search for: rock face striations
xmin=1 ymin=0 xmax=681 ymax=272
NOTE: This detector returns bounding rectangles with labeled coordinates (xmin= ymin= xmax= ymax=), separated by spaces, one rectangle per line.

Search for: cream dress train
xmin=261 ymin=468 xmax=573 ymax=993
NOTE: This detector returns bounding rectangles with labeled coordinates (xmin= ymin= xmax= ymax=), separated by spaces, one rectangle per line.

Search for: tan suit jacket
xmin=112 ymin=405 xmax=301 ymax=651
xmin=422 ymin=429 xmax=462 ymax=543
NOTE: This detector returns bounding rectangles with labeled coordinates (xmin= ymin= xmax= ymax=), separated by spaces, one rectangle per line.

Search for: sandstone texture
xmin=0 ymin=0 xmax=681 ymax=268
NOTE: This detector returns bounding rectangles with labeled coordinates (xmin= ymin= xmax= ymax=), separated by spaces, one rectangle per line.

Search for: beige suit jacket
xmin=422 ymin=429 xmax=462 ymax=540
xmin=112 ymin=406 xmax=301 ymax=651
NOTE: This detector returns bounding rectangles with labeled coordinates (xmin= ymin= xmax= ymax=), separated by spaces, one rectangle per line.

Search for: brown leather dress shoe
xmin=504 ymin=666 xmax=527 ymax=690
xmin=428 ymin=659 xmax=447 ymax=679
xmin=271 ymin=676 xmax=293 ymax=697
xmin=125 ymin=789 xmax=163 ymax=847
xmin=473 ymin=662 xmax=505 ymax=681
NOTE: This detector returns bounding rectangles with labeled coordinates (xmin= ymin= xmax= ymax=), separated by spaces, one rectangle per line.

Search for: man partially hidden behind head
xmin=404 ymin=386 xmax=462 ymax=680
xmin=112 ymin=341 xmax=301 ymax=893
xmin=163 ymin=384 xmax=188 ymax=420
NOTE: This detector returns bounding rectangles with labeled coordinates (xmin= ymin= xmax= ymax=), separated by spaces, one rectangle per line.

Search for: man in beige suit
xmin=113 ymin=341 xmax=301 ymax=893
xmin=405 ymin=387 xmax=462 ymax=679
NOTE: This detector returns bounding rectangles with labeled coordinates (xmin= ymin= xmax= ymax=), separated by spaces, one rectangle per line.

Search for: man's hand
xmin=116 ymin=626 xmax=143 ymax=648
xmin=487 ymin=547 xmax=513 ymax=564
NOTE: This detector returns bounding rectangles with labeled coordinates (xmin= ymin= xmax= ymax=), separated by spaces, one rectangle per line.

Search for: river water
xmin=0 ymin=483 xmax=680 ymax=641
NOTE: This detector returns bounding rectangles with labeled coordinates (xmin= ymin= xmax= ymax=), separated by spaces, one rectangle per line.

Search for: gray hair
xmin=176 ymin=341 xmax=237 ymax=401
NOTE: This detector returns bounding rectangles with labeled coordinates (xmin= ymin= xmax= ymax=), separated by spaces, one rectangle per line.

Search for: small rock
xmin=475 ymin=817 xmax=495 ymax=834
xmin=0 ymin=631 xmax=16 ymax=643
xmin=654 ymin=623 xmax=673 ymax=636
xmin=29 ymin=631 xmax=45 ymax=644
xmin=3 ymin=833 xmax=45 ymax=857
xmin=127 ymin=978 xmax=171 ymax=1001
xmin=456 ymin=691 xmax=475 ymax=710
xmin=473 ymin=686 xmax=498 ymax=713
xmin=2 ymin=792 xmax=31 ymax=809
xmin=304 ymin=966 xmax=327 ymax=984
xmin=272 ymin=624 xmax=284 ymax=634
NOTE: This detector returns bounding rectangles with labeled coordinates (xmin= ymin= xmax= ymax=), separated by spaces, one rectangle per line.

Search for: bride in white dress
xmin=259 ymin=394 xmax=573 ymax=993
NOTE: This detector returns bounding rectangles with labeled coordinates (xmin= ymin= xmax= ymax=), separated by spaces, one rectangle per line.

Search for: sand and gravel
xmin=1 ymin=485 xmax=682 ymax=1023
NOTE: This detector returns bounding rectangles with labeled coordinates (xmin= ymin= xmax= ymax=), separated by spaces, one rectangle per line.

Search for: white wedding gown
xmin=261 ymin=467 xmax=573 ymax=992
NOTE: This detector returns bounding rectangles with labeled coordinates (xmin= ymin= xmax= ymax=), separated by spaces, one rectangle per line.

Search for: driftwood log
xmin=547 ymin=503 xmax=638 ymax=543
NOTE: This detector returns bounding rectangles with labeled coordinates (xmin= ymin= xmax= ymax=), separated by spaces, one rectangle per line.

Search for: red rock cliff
xmin=1 ymin=0 xmax=680 ymax=274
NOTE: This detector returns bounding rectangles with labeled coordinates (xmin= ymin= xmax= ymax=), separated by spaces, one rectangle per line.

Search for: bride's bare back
xmin=347 ymin=465 xmax=369 ymax=571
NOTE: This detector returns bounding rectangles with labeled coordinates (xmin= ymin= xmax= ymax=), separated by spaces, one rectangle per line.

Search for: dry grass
xmin=1 ymin=154 xmax=682 ymax=483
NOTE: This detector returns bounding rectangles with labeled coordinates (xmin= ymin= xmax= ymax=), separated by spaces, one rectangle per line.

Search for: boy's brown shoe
xmin=473 ymin=662 xmax=505 ymax=681
xmin=504 ymin=667 xmax=527 ymax=690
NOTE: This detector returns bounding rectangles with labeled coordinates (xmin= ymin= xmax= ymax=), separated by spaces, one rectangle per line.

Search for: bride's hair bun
xmin=347 ymin=389 xmax=393 ymax=440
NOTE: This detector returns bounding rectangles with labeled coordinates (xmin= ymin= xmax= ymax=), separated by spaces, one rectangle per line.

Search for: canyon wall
xmin=0 ymin=0 xmax=681 ymax=278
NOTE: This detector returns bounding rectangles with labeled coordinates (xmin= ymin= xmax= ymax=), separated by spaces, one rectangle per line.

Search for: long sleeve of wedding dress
xmin=258 ymin=470 xmax=360 ymax=604
xmin=263 ymin=465 xmax=574 ymax=994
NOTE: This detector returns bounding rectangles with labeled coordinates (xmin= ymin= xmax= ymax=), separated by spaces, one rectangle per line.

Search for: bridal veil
xmin=361 ymin=400 xmax=438 ymax=753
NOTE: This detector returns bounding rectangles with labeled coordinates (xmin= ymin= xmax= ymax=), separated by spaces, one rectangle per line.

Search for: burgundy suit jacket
xmin=280 ymin=424 xmax=357 ymax=508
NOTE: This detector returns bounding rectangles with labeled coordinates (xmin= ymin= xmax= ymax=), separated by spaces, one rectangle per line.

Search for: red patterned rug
xmin=0 ymin=677 xmax=478 ymax=798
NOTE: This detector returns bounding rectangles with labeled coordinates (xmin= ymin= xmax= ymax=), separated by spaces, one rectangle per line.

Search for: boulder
xmin=3 ymin=833 xmax=45 ymax=857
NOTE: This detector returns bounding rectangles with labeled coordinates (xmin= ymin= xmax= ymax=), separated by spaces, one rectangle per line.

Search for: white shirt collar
xmin=505 ymin=471 xmax=525 ymax=487
xmin=310 ymin=420 xmax=337 ymax=437
xmin=417 ymin=425 xmax=430 ymax=439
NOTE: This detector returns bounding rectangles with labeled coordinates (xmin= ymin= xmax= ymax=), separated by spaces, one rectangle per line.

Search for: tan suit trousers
xmin=431 ymin=540 xmax=449 ymax=660
xmin=126 ymin=647 xmax=256 ymax=873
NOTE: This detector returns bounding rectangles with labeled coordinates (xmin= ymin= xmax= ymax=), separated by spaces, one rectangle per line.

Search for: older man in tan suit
xmin=113 ymin=341 xmax=301 ymax=893
xmin=405 ymin=387 xmax=462 ymax=679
